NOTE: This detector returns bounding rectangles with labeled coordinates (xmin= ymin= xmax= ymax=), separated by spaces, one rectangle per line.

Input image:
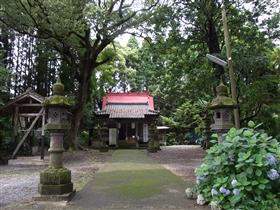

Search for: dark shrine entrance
xmin=119 ymin=123 xmax=126 ymax=141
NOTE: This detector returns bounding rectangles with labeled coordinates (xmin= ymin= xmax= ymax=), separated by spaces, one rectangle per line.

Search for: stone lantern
xmin=37 ymin=78 xmax=75 ymax=200
xmin=209 ymin=81 xmax=236 ymax=143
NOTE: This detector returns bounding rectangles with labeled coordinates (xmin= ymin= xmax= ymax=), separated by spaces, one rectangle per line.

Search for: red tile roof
xmin=102 ymin=92 xmax=155 ymax=110
xmin=96 ymin=103 xmax=158 ymax=119
xmin=96 ymin=92 xmax=159 ymax=119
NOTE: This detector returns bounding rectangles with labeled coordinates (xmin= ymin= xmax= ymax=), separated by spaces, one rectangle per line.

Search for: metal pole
xmin=221 ymin=1 xmax=240 ymax=128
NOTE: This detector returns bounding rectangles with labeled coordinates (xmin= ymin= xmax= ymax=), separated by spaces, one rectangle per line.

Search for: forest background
xmin=0 ymin=0 xmax=279 ymax=150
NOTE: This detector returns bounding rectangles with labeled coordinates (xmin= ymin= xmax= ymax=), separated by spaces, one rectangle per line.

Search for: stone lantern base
xmin=34 ymin=167 xmax=75 ymax=201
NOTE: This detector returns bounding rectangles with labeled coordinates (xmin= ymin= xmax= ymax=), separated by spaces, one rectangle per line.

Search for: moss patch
xmin=95 ymin=169 xmax=182 ymax=199
xmin=92 ymin=150 xmax=185 ymax=199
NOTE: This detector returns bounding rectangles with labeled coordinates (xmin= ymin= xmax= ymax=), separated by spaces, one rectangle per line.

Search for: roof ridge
xmin=107 ymin=102 xmax=149 ymax=105
xmin=105 ymin=92 xmax=152 ymax=96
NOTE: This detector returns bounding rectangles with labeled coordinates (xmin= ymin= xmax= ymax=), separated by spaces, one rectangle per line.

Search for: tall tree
xmin=0 ymin=0 xmax=160 ymax=148
xmin=129 ymin=0 xmax=279 ymax=137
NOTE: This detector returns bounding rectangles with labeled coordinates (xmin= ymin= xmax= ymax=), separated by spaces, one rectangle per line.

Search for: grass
xmin=92 ymin=149 xmax=185 ymax=199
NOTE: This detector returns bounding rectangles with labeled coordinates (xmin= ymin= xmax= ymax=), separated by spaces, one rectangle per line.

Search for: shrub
xmin=166 ymin=133 xmax=178 ymax=145
xmin=196 ymin=121 xmax=280 ymax=210
xmin=79 ymin=130 xmax=89 ymax=146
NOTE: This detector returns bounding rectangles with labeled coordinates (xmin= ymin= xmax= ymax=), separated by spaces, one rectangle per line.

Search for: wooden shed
xmin=0 ymin=88 xmax=46 ymax=159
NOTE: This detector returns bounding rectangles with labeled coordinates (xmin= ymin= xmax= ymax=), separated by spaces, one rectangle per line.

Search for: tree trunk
xmin=206 ymin=16 xmax=224 ymax=79
xmin=68 ymin=59 xmax=93 ymax=149
xmin=35 ymin=32 xmax=49 ymax=96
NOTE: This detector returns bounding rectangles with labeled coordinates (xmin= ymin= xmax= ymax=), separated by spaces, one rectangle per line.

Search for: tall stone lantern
xmin=209 ymin=81 xmax=236 ymax=143
xmin=37 ymin=78 xmax=75 ymax=200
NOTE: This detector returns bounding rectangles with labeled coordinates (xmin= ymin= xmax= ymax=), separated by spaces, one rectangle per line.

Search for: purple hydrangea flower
xmin=231 ymin=179 xmax=238 ymax=187
xmin=219 ymin=187 xmax=231 ymax=195
xmin=267 ymin=169 xmax=279 ymax=180
xmin=267 ymin=154 xmax=277 ymax=166
xmin=225 ymin=189 xmax=231 ymax=195
xmin=211 ymin=188 xmax=218 ymax=196
xmin=233 ymin=189 xmax=240 ymax=196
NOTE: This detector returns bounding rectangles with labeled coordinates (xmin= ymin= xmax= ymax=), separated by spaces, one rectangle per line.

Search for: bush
xmin=196 ymin=121 xmax=280 ymax=210
xmin=79 ymin=130 xmax=89 ymax=146
xmin=166 ymin=133 xmax=178 ymax=145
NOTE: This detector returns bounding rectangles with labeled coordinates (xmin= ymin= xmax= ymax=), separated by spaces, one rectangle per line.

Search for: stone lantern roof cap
xmin=209 ymin=81 xmax=237 ymax=109
xmin=44 ymin=77 xmax=74 ymax=108
xmin=53 ymin=77 xmax=64 ymax=96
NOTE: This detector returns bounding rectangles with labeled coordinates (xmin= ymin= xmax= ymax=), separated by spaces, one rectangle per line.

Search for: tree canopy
xmin=0 ymin=0 xmax=279 ymax=148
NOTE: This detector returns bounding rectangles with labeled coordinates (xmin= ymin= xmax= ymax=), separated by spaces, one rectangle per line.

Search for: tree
xmin=0 ymin=0 xmax=160 ymax=148
xmin=128 ymin=0 xmax=280 ymax=139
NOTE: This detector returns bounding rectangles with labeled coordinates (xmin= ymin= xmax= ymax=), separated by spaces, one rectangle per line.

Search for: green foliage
xmin=1 ymin=0 xmax=279 ymax=146
xmin=0 ymin=66 xmax=9 ymax=105
xmin=79 ymin=130 xmax=89 ymax=146
xmin=161 ymin=100 xmax=206 ymax=144
xmin=196 ymin=122 xmax=280 ymax=209
xmin=0 ymin=116 xmax=14 ymax=152
xmin=96 ymin=43 xmax=138 ymax=92
xmin=127 ymin=0 xmax=280 ymax=140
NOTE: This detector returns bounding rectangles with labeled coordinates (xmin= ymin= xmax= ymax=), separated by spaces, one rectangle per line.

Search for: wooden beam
xmin=11 ymin=108 xmax=44 ymax=159
xmin=14 ymin=104 xmax=42 ymax=107
xmin=19 ymin=113 xmax=43 ymax=117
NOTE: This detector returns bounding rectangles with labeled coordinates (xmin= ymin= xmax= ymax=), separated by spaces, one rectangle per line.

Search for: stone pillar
xmin=49 ymin=133 xmax=64 ymax=168
xmin=36 ymin=77 xmax=75 ymax=200
xmin=148 ymin=123 xmax=160 ymax=152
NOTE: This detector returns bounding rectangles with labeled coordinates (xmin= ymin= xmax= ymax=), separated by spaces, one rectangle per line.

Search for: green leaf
xmin=246 ymin=186 xmax=253 ymax=191
xmin=248 ymin=121 xmax=255 ymax=128
xmin=256 ymin=169 xmax=262 ymax=177
xmin=255 ymin=154 xmax=263 ymax=165
xmin=258 ymin=184 xmax=266 ymax=190
xmin=252 ymin=180 xmax=258 ymax=185
xmin=244 ymin=130 xmax=254 ymax=137
xmin=260 ymin=179 xmax=269 ymax=184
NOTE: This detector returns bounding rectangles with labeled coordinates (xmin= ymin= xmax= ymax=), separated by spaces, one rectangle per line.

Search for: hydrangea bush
xmin=196 ymin=121 xmax=280 ymax=209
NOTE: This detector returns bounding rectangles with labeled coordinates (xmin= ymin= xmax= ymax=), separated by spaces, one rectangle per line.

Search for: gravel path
xmin=0 ymin=150 xmax=111 ymax=208
xmin=0 ymin=146 xmax=207 ymax=209
xmin=148 ymin=145 xmax=206 ymax=181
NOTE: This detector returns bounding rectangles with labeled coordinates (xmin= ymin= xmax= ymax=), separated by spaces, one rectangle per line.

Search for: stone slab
xmin=33 ymin=190 xmax=76 ymax=202
xmin=38 ymin=182 xmax=73 ymax=195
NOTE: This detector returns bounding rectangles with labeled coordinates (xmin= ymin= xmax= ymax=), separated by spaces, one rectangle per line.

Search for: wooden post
xmin=125 ymin=123 xmax=128 ymax=141
xmin=40 ymin=109 xmax=45 ymax=160
xmin=135 ymin=122 xmax=138 ymax=139
xmin=222 ymin=1 xmax=240 ymax=128
xmin=40 ymin=136 xmax=45 ymax=160
xmin=14 ymin=106 xmax=19 ymax=143
xmin=42 ymin=109 xmax=45 ymax=136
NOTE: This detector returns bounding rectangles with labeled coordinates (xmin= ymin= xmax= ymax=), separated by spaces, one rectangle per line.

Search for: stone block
xmin=33 ymin=190 xmax=76 ymax=202
xmin=38 ymin=182 xmax=73 ymax=195
xmin=40 ymin=167 xmax=71 ymax=185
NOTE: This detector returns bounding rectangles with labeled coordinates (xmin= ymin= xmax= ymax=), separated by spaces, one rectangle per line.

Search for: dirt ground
xmin=0 ymin=150 xmax=112 ymax=208
xmin=0 ymin=146 xmax=207 ymax=209
xmin=148 ymin=145 xmax=206 ymax=181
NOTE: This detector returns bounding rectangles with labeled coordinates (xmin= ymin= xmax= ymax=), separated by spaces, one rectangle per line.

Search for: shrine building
xmin=95 ymin=92 xmax=159 ymax=147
